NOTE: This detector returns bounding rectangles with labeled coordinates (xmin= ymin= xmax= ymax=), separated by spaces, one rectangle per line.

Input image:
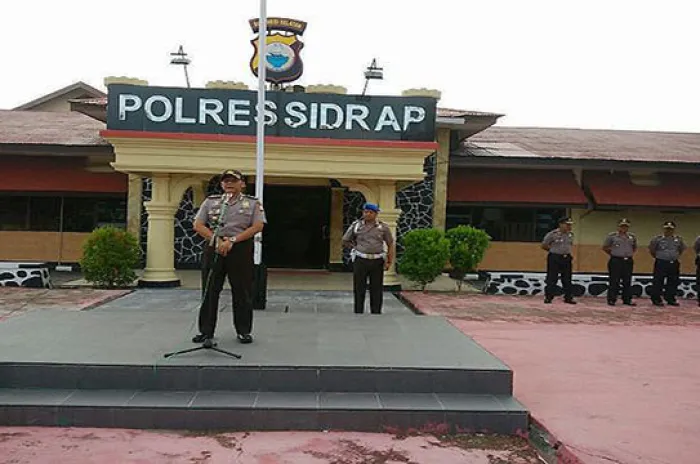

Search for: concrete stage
xmin=0 ymin=290 xmax=527 ymax=434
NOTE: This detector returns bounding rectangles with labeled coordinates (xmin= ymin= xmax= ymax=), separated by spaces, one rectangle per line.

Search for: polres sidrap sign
xmin=106 ymin=84 xmax=437 ymax=142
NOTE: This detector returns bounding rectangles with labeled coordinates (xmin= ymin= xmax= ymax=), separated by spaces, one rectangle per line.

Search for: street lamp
xmin=361 ymin=58 xmax=383 ymax=95
xmin=170 ymin=45 xmax=191 ymax=88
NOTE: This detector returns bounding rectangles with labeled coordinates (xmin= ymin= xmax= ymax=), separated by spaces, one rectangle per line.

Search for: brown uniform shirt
xmin=194 ymin=193 xmax=266 ymax=238
xmin=342 ymin=219 xmax=394 ymax=254
xmin=603 ymin=232 xmax=637 ymax=258
xmin=542 ymin=229 xmax=573 ymax=255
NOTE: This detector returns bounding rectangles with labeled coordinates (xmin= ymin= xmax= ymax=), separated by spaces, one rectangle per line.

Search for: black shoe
xmin=544 ymin=297 xmax=553 ymax=304
xmin=192 ymin=333 xmax=211 ymax=344
xmin=564 ymin=299 xmax=577 ymax=305
xmin=623 ymin=301 xmax=637 ymax=307
xmin=652 ymin=301 xmax=664 ymax=307
xmin=667 ymin=301 xmax=680 ymax=307
xmin=237 ymin=333 xmax=253 ymax=344
xmin=607 ymin=300 xmax=616 ymax=306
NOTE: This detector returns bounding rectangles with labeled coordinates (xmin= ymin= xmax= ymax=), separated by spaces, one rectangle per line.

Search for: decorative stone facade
xmin=485 ymin=271 xmax=699 ymax=300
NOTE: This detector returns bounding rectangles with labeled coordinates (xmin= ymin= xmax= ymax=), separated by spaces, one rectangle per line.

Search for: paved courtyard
xmin=403 ymin=292 xmax=700 ymax=464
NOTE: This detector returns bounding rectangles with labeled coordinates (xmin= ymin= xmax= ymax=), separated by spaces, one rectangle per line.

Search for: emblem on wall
xmin=249 ymin=17 xmax=306 ymax=85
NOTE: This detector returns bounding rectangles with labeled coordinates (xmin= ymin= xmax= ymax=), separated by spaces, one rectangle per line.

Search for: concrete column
xmin=329 ymin=187 xmax=345 ymax=271
xmin=139 ymin=174 xmax=180 ymax=287
xmin=126 ymin=174 xmax=142 ymax=246
xmin=378 ymin=181 xmax=401 ymax=289
xmin=432 ymin=127 xmax=451 ymax=231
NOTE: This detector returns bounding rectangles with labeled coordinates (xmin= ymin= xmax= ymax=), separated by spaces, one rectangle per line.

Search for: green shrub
xmin=398 ymin=228 xmax=450 ymax=291
xmin=80 ymin=226 xmax=140 ymax=288
xmin=445 ymin=225 xmax=491 ymax=291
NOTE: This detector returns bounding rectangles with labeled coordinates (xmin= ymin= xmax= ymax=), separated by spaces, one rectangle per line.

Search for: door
xmin=259 ymin=185 xmax=330 ymax=269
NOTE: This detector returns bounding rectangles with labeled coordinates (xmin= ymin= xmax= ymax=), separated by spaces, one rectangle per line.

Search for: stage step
xmin=0 ymin=363 xmax=513 ymax=395
xmin=0 ymin=388 xmax=528 ymax=434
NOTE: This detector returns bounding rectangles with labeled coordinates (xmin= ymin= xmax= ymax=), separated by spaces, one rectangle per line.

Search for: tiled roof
xmin=464 ymin=126 xmax=700 ymax=164
xmin=0 ymin=110 xmax=107 ymax=146
xmin=437 ymin=107 xmax=503 ymax=118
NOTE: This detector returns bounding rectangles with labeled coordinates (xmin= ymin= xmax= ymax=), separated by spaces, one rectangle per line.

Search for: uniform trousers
xmin=198 ymin=239 xmax=254 ymax=337
xmin=650 ymin=259 xmax=680 ymax=304
xmin=353 ymin=256 xmax=384 ymax=314
xmin=607 ymin=256 xmax=634 ymax=303
xmin=545 ymin=253 xmax=573 ymax=300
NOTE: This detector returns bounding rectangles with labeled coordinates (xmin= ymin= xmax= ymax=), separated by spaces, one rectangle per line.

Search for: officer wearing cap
xmin=602 ymin=218 xmax=637 ymax=306
xmin=342 ymin=202 xmax=395 ymax=314
xmin=694 ymin=234 xmax=700 ymax=307
xmin=192 ymin=170 xmax=266 ymax=344
xmin=648 ymin=221 xmax=686 ymax=307
xmin=541 ymin=217 xmax=577 ymax=304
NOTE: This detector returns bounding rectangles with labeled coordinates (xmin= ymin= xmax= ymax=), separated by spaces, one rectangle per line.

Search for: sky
xmin=0 ymin=0 xmax=698 ymax=132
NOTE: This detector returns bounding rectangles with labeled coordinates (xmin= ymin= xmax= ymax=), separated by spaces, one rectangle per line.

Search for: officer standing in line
xmin=342 ymin=202 xmax=394 ymax=314
xmin=648 ymin=221 xmax=686 ymax=307
xmin=192 ymin=169 xmax=266 ymax=344
xmin=693 ymin=235 xmax=700 ymax=307
xmin=602 ymin=218 xmax=637 ymax=306
xmin=541 ymin=217 xmax=577 ymax=304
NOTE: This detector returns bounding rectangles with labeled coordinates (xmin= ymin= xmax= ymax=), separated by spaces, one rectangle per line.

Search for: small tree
xmin=80 ymin=226 xmax=140 ymax=288
xmin=398 ymin=228 xmax=450 ymax=291
xmin=446 ymin=225 xmax=491 ymax=292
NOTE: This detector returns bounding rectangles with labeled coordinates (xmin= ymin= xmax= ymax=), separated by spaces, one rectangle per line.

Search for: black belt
xmin=611 ymin=256 xmax=632 ymax=260
xmin=550 ymin=253 xmax=571 ymax=258
xmin=656 ymin=258 xmax=678 ymax=264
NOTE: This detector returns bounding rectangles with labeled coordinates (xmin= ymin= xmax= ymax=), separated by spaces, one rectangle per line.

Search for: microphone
xmin=210 ymin=192 xmax=233 ymax=247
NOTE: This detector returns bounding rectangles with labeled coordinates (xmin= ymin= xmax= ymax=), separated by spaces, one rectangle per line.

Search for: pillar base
xmin=138 ymin=279 xmax=181 ymax=288
xmin=139 ymin=267 xmax=181 ymax=288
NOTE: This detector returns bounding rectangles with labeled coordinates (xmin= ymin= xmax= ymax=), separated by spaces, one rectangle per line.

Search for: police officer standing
xmin=541 ymin=217 xmax=577 ymax=304
xmin=648 ymin=221 xmax=686 ymax=307
xmin=602 ymin=218 xmax=637 ymax=306
xmin=192 ymin=170 xmax=266 ymax=344
xmin=342 ymin=202 xmax=394 ymax=314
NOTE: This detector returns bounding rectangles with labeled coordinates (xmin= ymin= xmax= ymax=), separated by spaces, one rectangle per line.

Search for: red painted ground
xmin=403 ymin=292 xmax=700 ymax=464
xmin=0 ymin=288 xmax=130 ymax=322
xmin=0 ymin=428 xmax=537 ymax=463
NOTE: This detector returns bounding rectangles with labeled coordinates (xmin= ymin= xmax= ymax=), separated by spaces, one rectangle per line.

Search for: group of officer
xmin=189 ymin=169 xmax=394 ymax=346
xmin=543 ymin=217 xmax=700 ymax=307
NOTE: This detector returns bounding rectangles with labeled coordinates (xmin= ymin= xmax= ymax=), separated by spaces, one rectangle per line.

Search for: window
xmin=446 ymin=205 xmax=565 ymax=242
xmin=63 ymin=197 xmax=127 ymax=232
xmin=0 ymin=194 xmax=126 ymax=233
xmin=0 ymin=196 xmax=28 ymax=231
xmin=28 ymin=197 xmax=61 ymax=231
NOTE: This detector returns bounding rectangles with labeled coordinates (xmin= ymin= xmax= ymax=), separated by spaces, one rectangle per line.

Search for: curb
xmin=393 ymin=291 xmax=425 ymax=315
xmin=80 ymin=289 xmax=135 ymax=311
xmin=528 ymin=416 xmax=585 ymax=464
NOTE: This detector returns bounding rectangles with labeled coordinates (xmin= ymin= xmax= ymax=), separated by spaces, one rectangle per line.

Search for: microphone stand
xmin=164 ymin=193 xmax=242 ymax=360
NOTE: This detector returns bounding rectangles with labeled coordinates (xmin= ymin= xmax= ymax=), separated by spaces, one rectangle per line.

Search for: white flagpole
xmin=254 ymin=0 xmax=267 ymax=265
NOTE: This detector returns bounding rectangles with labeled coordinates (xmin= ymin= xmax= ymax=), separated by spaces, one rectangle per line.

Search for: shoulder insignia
xmin=243 ymin=194 xmax=258 ymax=200
xmin=206 ymin=194 xmax=222 ymax=199
xmin=608 ymin=232 xmax=616 ymax=236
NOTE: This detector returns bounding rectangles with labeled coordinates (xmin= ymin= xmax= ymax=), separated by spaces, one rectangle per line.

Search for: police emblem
xmin=249 ymin=17 xmax=306 ymax=85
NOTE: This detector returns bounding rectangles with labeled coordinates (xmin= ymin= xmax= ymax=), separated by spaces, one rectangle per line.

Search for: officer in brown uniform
xmin=602 ymin=218 xmax=637 ymax=306
xmin=695 ymin=235 xmax=700 ymax=307
xmin=648 ymin=221 xmax=686 ymax=307
xmin=541 ymin=217 xmax=576 ymax=304
xmin=342 ymin=202 xmax=394 ymax=314
xmin=192 ymin=170 xmax=266 ymax=344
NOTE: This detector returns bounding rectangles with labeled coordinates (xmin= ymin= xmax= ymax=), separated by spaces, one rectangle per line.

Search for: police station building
xmin=3 ymin=79 xmax=700 ymax=286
